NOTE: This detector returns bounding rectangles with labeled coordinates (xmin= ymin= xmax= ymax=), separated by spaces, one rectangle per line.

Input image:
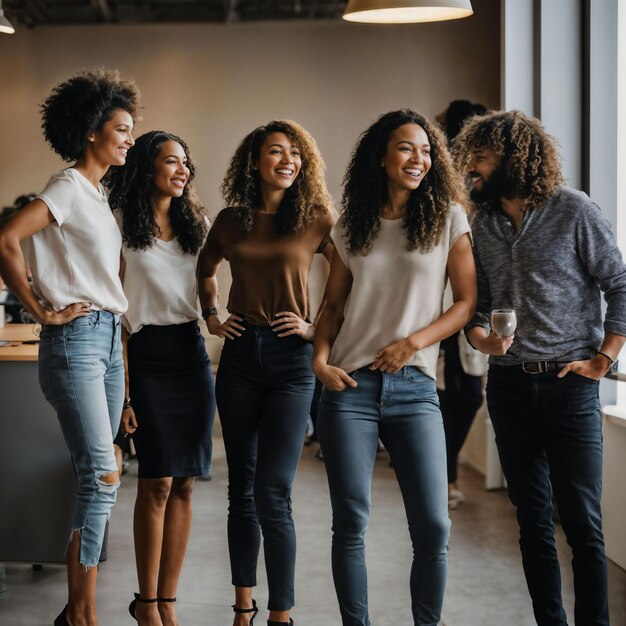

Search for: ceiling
xmin=3 ymin=1 xmax=348 ymax=27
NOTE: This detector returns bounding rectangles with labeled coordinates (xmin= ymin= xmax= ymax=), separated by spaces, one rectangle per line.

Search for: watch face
xmin=203 ymin=306 xmax=218 ymax=319
xmin=610 ymin=360 xmax=620 ymax=374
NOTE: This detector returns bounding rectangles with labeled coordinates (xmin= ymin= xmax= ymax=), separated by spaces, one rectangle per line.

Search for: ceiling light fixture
xmin=0 ymin=0 xmax=15 ymax=34
xmin=343 ymin=0 xmax=473 ymax=24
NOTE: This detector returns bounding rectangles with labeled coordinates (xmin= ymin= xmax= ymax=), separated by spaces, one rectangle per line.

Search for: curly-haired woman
xmin=108 ymin=130 xmax=214 ymax=626
xmin=0 ymin=69 xmax=140 ymax=626
xmin=312 ymin=109 xmax=476 ymax=626
xmin=198 ymin=120 xmax=335 ymax=626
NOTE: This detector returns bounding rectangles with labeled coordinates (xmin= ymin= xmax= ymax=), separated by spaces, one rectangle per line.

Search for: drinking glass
xmin=491 ymin=309 xmax=517 ymax=337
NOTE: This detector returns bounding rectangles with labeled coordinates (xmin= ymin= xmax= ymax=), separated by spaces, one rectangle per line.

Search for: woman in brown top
xmin=198 ymin=120 xmax=334 ymax=626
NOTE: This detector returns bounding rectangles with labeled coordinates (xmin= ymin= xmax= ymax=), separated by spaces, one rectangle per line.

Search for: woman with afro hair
xmin=198 ymin=120 xmax=335 ymax=626
xmin=312 ymin=109 xmax=476 ymax=626
xmin=107 ymin=130 xmax=214 ymax=626
xmin=0 ymin=69 xmax=140 ymax=626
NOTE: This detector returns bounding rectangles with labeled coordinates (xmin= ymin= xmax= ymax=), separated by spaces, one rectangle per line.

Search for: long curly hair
xmin=40 ymin=68 xmax=141 ymax=162
xmin=452 ymin=110 xmax=565 ymax=210
xmin=342 ymin=109 xmax=466 ymax=255
xmin=220 ymin=120 xmax=332 ymax=232
xmin=107 ymin=131 xmax=207 ymax=255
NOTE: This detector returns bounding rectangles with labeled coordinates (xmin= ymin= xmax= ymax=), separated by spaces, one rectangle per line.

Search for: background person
xmin=436 ymin=99 xmax=488 ymax=508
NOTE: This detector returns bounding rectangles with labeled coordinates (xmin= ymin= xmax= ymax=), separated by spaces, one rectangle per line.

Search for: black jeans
xmin=438 ymin=333 xmax=484 ymax=483
xmin=486 ymin=365 xmax=608 ymax=626
xmin=216 ymin=324 xmax=315 ymax=611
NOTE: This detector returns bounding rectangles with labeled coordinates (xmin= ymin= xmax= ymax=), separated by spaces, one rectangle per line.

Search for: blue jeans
xmin=38 ymin=311 xmax=124 ymax=568
xmin=318 ymin=366 xmax=450 ymax=626
xmin=216 ymin=324 xmax=315 ymax=611
xmin=486 ymin=365 xmax=608 ymax=626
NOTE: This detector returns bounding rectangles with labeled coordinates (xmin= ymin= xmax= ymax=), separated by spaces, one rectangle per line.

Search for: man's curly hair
xmin=452 ymin=110 xmax=564 ymax=210
xmin=220 ymin=120 xmax=332 ymax=233
xmin=342 ymin=109 xmax=466 ymax=255
xmin=40 ymin=68 xmax=141 ymax=162
xmin=107 ymin=131 xmax=207 ymax=255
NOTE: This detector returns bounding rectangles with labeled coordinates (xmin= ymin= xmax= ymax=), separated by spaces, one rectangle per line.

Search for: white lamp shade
xmin=0 ymin=9 xmax=15 ymax=34
xmin=343 ymin=0 xmax=473 ymax=24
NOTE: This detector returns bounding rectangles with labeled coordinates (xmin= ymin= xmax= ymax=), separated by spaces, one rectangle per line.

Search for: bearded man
xmin=454 ymin=110 xmax=626 ymax=626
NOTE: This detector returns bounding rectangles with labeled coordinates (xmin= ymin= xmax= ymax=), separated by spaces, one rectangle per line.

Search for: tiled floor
xmin=1 ymin=438 xmax=625 ymax=626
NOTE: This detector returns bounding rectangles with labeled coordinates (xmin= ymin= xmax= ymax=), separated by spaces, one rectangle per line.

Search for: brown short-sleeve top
xmin=206 ymin=207 xmax=335 ymax=326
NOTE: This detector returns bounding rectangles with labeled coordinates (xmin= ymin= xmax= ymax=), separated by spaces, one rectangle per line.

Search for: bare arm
xmin=312 ymin=247 xmax=357 ymax=391
xmin=370 ymin=233 xmax=477 ymax=372
xmin=197 ymin=235 xmax=245 ymax=340
xmin=117 ymin=255 xmax=137 ymax=434
xmin=0 ymin=199 xmax=91 ymax=324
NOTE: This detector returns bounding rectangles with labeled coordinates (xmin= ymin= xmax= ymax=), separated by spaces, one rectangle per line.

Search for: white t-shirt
xmin=30 ymin=169 xmax=128 ymax=314
xmin=121 ymin=219 xmax=209 ymax=334
xmin=328 ymin=202 xmax=471 ymax=380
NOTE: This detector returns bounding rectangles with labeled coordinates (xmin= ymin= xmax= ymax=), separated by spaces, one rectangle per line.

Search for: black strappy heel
xmin=129 ymin=593 xmax=158 ymax=621
xmin=232 ymin=598 xmax=259 ymax=624
xmin=53 ymin=605 xmax=69 ymax=626
xmin=267 ymin=619 xmax=294 ymax=625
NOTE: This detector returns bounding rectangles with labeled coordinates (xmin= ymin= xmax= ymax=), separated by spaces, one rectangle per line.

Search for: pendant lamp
xmin=0 ymin=0 xmax=15 ymax=34
xmin=343 ymin=0 xmax=473 ymax=24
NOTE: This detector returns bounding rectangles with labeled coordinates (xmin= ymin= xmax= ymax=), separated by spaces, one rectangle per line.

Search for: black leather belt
xmin=521 ymin=361 xmax=567 ymax=374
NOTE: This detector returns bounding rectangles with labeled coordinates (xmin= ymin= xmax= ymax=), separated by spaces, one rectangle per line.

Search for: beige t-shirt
xmin=31 ymin=168 xmax=128 ymax=314
xmin=328 ymin=202 xmax=470 ymax=379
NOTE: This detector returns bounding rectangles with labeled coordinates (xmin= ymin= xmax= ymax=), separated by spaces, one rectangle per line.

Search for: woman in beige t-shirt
xmin=312 ymin=109 xmax=476 ymax=626
xmin=198 ymin=120 xmax=335 ymax=626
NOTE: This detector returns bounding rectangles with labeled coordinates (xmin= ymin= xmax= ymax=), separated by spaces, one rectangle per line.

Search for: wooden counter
xmin=0 ymin=323 xmax=79 ymax=565
xmin=0 ymin=324 xmax=39 ymax=361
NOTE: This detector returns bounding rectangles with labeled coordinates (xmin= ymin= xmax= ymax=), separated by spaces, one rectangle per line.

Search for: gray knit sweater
xmin=467 ymin=187 xmax=626 ymax=365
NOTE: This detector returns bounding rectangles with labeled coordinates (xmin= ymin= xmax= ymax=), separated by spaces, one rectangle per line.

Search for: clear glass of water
xmin=491 ymin=309 xmax=517 ymax=337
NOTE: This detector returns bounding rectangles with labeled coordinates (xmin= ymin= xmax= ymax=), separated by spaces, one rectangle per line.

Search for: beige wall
xmin=0 ymin=3 xmax=500 ymax=435
xmin=0 ymin=3 xmax=500 ymax=204
xmin=0 ymin=1 xmax=500 ymax=305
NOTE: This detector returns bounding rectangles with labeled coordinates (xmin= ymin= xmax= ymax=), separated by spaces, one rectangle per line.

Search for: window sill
xmin=602 ymin=404 xmax=626 ymax=428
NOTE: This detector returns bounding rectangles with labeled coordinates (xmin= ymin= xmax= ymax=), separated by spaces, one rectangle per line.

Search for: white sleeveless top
xmin=31 ymin=168 xmax=127 ymax=314
xmin=121 ymin=219 xmax=209 ymax=334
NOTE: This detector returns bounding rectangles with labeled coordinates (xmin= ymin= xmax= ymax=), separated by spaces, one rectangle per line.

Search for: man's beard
xmin=469 ymin=164 xmax=517 ymax=203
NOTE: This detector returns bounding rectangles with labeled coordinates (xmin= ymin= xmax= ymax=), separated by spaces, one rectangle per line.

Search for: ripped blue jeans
xmin=38 ymin=311 xmax=124 ymax=568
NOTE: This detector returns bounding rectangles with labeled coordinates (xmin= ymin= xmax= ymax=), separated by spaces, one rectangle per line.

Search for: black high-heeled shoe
xmin=267 ymin=620 xmax=294 ymax=625
xmin=53 ymin=605 xmax=69 ymax=626
xmin=129 ymin=593 xmax=158 ymax=621
xmin=233 ymin=598 xmax=258 ymax=624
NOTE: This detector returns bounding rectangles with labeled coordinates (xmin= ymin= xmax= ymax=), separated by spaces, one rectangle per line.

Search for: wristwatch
xmin=597 ymin=351 xmax=619 ymax=375
xmin=203 ymin=305 xmax=218 ymax=320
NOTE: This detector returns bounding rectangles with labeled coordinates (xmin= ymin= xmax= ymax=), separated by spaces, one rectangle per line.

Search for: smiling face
xmin=467 ymin=146 xmax=516 ymax=202
xmin=382 ymin=123 xmax=432 ymax=193
xmin=89 ymin=108 xmax=135 ymax=167
xmin=151 ymin=140 xmax=190 ymax=200
xmin=254 ymin=132 xmax=302 ymax=192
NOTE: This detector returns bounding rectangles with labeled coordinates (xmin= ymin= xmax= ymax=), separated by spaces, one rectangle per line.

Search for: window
xmin=617 ymin=0 xmax=626 ymax=405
